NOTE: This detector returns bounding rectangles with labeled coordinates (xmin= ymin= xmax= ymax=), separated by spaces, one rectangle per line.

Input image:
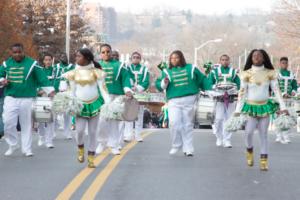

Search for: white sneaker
xmin=111 ymin=148 xmax=121 ymax=155
xmin=185 ymin=151 xmax=194 ymax=157
xmin=96 ymin=144 xmax=106 ymax=154
xmin=46 ymin=143 xmax=54 ymax=149
xmin=135 ymin=135 xmax=143 ymax=142
xmin=66 ymin=135 xmax=73 ymax=140
xmin=118 ymin=145 xmax=122 ymax=151
xmin=275 ymin=136 xmax=282 ymax=143
xmin=38 ymin=136 xmax=45 ymax=146
xmin=223 ymin=141 xmax=232 ymax=148
xmin=283 ymin=136 xmax=291 ymax=144
xmin=25 ymin=151 xmax=34 ymax=157
xmin=169 ymin=148 xmax=179 ymax=155
xmin=4 ymin=144 xmax=20 ymax=156
xmin=123 ymin=137 xmax=132 ymax=143
xmin=216 ymin=139 xmax=223 ymax=147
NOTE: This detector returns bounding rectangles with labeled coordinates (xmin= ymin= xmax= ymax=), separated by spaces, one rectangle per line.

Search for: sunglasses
xmin=132 ymin=56 xmax=141 ymax=59
xmin=101 ymin=51 xmax=110 ymax=54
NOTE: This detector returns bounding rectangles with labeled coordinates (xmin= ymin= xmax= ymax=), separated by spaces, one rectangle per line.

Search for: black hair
xmin=11 ymin=43 xmax=24 ymax=50
xmin=244 ymin=49 xmax=274 ymax=71
xmin=77 ymin=48 xmax=102 ymax=69
xmin=169 ymin=50 xmax=187 ymax=69
xmin=280 ymin=57 xmax=288 ymax=62
xmin=43 ymin=53 xmax=53 ymax=60
xmin=100 ymin=43 xmax=112 ymax=51
xmin=131 ymin=51 xmax=141 ymax=58
xmin=220 ymin=54 xmax=230 ymax=60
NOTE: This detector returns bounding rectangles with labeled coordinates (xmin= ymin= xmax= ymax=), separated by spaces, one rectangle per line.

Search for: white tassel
xmin=53 ymin=92 xmax=83 ymax=115
xmin=274 ymin=109 xmax=297 ymax=131
xmin=100 ymin=96 xmax=126 ymax=120
xmin=224 ymin=114 xmax=248 ymax=132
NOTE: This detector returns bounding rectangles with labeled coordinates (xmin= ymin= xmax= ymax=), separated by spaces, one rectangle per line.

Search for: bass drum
xmin=32 ymin=97 xmax=53 ymax=123
xmin=195 ymin=95 xmax=215 ymax=125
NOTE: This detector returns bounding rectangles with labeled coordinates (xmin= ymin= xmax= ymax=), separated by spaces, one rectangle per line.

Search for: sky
xmin=84 ymin=0 xmax=275 ymax=15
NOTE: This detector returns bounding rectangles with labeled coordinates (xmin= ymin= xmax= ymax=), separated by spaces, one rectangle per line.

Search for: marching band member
xmin=156 ymin=50 xmax=211 ymax=156
xmin=123 ymin=52 xmax=150 ymax=142
xmin=37 ymin=53 xmax=56 ymax=148
xmin=55 ymin=53 xmax=75 ymax=139
xmin=63 ymin=48 xmax=107 ymax=168
xmin=96 ymin=44 xmax=133 ymax=155
xmin=276 ymin=57 xmax=297 ymax=144
xmin=209 ymin=55 xmax=240 ymax=148
xmin=0 ymin=43 xmax=55 ymax=157
xmin=111 ymin=50 xmax=120 ymax=61
xmin=235 ymin=49 xmax=287 ymax=171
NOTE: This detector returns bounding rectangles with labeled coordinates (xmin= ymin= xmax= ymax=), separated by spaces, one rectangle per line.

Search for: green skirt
xmin=79 ymin=96 xmax=104 ymax=118
xmin=241 ymin=99 xmax=279 ymax=117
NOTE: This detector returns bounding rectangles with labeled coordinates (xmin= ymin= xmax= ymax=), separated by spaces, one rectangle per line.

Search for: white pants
xmin=98 ymin=117 xmax=120 ymax=148
xmin=245 ymin=116 xmax=269 ymax=154
xmin=97 ymin=94 xmax=122 ymax=149
xmin=123 ymin=121 xmax=133 ymax=140
xmin=123 ymin=105 xmax=144 ymax=140
xmin=3 ymin=97 xmax=33 ymax=153
xmin=168 ymin=95 xmax=197 ymax=153
xmin=76 ymin=115 xmax=99 ymax=152
xmin=63 ymin=113 xmax=72 ymax=138
xmin=38 ymin=122 xmax=54 ymax=145
xmin=213 ymin=102 xmax=236 ymax=143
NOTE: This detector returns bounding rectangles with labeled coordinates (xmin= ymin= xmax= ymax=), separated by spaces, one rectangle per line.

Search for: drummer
xmin=123 ymin=52 xmax=150 ymax=142
xmin=0 ymin=43 xmax=55 ymax=157
xmin=54 ymin=53 xmax=75 ymax=139
xmin=276 ymin=57 xmax=297 ymax=144
xmin=156 ymin=50 xmax=211 ymax=156
xmin=37 ymin=53 xmax=56 ymax=148
xmin=209 ymin=54 xmax=240 ymax=148
xmin=96 ymin=44 xmax=133 ymax=155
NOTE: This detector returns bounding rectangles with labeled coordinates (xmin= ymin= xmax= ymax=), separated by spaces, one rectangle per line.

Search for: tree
xmin=0 ymin=0 xmax=37 ymax=61
xmin=19 ymin=0 xmax=89 ymax=62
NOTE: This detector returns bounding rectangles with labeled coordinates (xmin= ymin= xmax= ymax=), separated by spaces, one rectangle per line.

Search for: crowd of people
xmin=0 ymin=42 xmax=297 ymax=171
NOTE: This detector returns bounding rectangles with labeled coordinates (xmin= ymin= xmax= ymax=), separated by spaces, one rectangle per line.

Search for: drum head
xmin=122 ymin=98 xmax=139 ymax=121
xmin=216 ymin=83 xmax=236 ymax=90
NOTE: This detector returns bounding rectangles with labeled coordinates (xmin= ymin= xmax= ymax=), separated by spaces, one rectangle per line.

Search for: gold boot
xmin=246 ymin=150 xmax=254 ymax=167
xmin=87 ymin=154 xmax=96 ymax=168
xmin=77 ymin=147 xmax=85 ymax=163
xmin=260 ymin=155 xmax=268 ymax=171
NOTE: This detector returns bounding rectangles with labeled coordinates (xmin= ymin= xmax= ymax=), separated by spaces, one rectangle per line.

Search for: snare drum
xmin=195 ymin=95 xmax=215 ymax=124
xmin=121 ymin=97 xmax=139 ymax=121
xmin=101 ymin=96 xmax=139 ymax=121
xmin=32 ymin=97 xmax=53 ymax=123
xmin=216 ymin=82 xmax=237 ymax=91
xmin=294 ymin=99 xmax=300 ymax=113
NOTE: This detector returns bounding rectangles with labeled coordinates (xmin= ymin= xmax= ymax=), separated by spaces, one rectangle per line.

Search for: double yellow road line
xmin=56 ymin=132 xmax=151 ymax=200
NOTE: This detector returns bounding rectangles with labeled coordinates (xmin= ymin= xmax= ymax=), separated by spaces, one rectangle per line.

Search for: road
xmin=0 ymin=129 xmax=299 ymax=200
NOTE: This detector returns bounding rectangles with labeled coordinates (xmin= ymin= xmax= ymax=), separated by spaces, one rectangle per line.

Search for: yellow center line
xmin=81 ymin=132 xmax=152 ymax=200
xmin=56 ymin=149 xmax=110 ymax=200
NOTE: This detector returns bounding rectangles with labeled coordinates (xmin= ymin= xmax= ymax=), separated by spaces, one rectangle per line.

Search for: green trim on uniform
xmin=99 ymin=60 xmax=131 ymax=95
xmin=241 ymin=99 xmax=279 ymax=117
xmin=79 ymin=95 xmax=104 ymax=118
xmin=128 ymin=63 xmax=150 ymax=90
xmin=278 ymin=69 xmax=298 ymax=95
xmin=209 ymin=66 xmax=240 ymax=90
xmin=0 ymin=57 xmax=51 ymax=98
xmin=155 ymin=64 xmax=211 ymax=100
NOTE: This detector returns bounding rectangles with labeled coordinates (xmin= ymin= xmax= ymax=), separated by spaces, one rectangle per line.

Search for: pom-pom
xmin=52 ymin=92 xmax=83 ymax=115
xmin=224 ymin=114 xmax=248 ymax=132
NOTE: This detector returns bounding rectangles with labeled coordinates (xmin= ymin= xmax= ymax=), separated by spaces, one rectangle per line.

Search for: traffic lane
xmin=97 ymin=129 xmax=300 ymax=200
